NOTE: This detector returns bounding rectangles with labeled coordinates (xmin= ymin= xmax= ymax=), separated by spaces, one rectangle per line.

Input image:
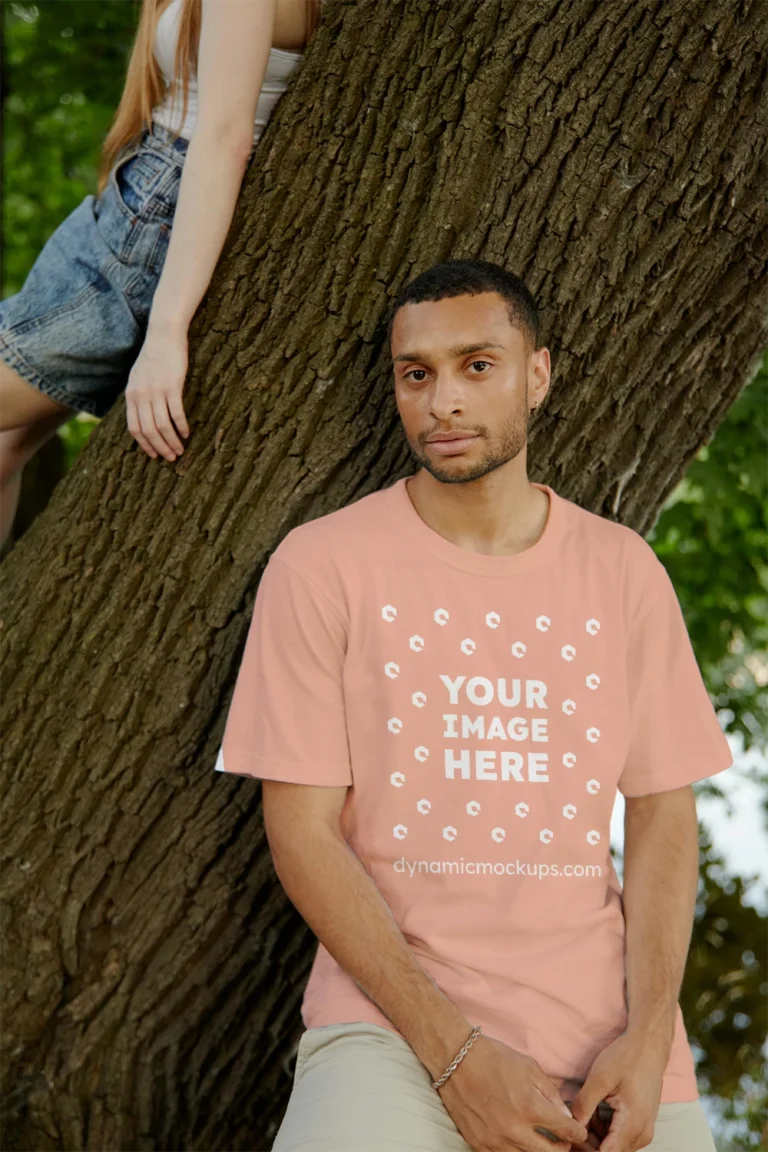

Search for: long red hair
xmin=98 ymin=0 xmax=322 ymax=193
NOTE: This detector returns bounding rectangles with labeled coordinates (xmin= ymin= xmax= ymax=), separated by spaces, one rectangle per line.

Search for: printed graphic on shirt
xmin=378 ymin=600 xmax=613 ymax=877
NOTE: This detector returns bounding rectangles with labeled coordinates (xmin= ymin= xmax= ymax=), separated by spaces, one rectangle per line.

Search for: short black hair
xmin=386 ymin=258 xmax=540 ymax=353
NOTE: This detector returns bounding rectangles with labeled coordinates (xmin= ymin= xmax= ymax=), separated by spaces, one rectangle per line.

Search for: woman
xmin=0 ymin=0 xmax=323 ymax=545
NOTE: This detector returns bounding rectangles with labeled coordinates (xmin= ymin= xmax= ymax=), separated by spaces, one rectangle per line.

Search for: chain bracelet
xmin=431 ymin=1024 xmax=483 ymax=1090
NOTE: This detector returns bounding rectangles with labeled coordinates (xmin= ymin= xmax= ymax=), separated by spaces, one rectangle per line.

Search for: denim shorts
xmin=0 ymin=122 xmax=189 ymax=419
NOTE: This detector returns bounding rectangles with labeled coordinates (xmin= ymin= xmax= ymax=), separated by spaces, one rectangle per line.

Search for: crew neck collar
xmin=383 ymin=474 xmax=566 ymax=577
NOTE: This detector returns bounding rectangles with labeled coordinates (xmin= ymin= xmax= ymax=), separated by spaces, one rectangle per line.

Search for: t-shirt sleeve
xmin=617 ymin=553 xmax=734 ymax=798
xmin=215 ymin=552 xmax=352 ymax=786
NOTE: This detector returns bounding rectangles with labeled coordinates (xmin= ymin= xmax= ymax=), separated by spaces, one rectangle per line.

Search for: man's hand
xmin=568 ymin=1032 xmax=666 ymax=1151
xmin=439 ymin=1033 xmax=589 ymax=1151
xmin=125 ymin=326 xmax=190 ymax=461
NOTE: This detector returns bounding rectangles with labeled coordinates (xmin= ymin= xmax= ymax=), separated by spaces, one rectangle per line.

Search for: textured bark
xmin=1 ymin=0 xmax=766 ymax=1148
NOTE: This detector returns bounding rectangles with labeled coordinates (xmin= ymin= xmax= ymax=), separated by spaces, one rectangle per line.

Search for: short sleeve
xmin=618 ymin=555 xmax=734 ymax=798
xmin=216 ymin=553 xmax=352 ymax=786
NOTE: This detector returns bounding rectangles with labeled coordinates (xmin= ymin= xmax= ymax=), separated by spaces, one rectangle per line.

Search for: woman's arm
xmin=126 ymin=0 xmax=279 ymax=461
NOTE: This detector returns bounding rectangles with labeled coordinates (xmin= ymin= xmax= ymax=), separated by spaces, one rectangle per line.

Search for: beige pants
xmin=271 ymin=1022 xmax=717 ymax=1152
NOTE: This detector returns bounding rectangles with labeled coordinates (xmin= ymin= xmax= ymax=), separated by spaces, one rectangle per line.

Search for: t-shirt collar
xmin=383 ymin=474 xmax=566 ymax=577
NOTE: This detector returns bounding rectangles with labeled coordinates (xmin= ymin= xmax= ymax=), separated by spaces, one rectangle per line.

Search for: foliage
xmin=649 ymin=352 xmax=768 ymax=760
xmin=683 ymin=826 xmax=767 ymax=1148
xmin=2 ymin=0 xmax=138 ymax=297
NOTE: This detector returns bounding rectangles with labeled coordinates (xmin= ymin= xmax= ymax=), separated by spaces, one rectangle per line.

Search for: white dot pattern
xmin=380 ymin=607 xmax=606 ymax=849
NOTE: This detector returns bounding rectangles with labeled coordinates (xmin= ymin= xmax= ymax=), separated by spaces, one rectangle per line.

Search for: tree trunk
xmin=1 ymin=0 xmax=766 ymax=1148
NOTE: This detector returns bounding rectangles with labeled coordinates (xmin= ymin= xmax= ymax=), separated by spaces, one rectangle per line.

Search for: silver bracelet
xmin=431 ymin=1024 xmax=483 ymax=1090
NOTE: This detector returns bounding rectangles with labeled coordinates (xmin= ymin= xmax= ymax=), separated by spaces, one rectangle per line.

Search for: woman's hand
xmin=125 ymin=323 xmax=190 ymax=461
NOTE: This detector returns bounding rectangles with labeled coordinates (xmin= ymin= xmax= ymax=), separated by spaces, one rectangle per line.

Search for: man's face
xmin=391 ymin=291 xmax=549 ymax=485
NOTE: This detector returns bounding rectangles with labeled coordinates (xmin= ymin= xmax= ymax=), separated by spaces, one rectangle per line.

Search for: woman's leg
xmin=0 ymin=360 xmax=77 ymax=547
xmin=0 ymin=360 xmax=76 ymax=430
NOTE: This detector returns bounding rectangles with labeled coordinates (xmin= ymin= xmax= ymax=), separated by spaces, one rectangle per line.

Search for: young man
xmin=217 ymin=259 xmax=732 ymax=1152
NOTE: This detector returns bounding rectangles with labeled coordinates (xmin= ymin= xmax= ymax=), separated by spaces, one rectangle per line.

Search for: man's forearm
xmin=622 ymin=785 xmax=699 ymax=1051
xmin=270 ymin=822 xmax=474 ymax=1081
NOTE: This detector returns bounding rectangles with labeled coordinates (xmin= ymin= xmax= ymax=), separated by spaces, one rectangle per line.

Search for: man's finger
xmin=597 ymin=1100 xmax=649 ymax=1152
xmin=532 ymin=1074 xmax=573 ymax=1115
xmin=531 ymin=1095 xmax=589 ymax=1146
xmin=570 ymin=1072 xmax=614 ymax=1127
xmin=568 ymin=1133 xmax=601 ymax=1152
xmin=528 ymin=1124 xmax=587 ymax=1152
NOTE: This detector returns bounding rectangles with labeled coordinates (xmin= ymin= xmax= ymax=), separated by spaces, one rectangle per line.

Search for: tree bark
xmin=1 ymin=0 xmax=766 ymax=1148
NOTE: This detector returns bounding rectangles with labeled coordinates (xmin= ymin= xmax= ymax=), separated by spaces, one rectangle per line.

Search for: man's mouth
xmin=424 ymin=431 xmax=480 ymax=455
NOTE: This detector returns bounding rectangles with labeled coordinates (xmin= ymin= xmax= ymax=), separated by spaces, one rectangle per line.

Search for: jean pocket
xmin=111 ymin=145 xmax=178 ymax=223
xmin=105 ymin=142 xmax=143 ymax=222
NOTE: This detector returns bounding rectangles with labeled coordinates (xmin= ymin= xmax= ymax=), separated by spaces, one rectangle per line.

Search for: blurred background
xmin=2 ymin=3 xmax=766 ymax=1148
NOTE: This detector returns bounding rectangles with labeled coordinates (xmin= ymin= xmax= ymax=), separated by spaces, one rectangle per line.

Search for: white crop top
xmin=152 ymin=0 xmax=319 ymax=144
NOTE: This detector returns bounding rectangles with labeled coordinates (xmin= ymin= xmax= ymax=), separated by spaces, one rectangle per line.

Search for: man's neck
xmin=405 ymin=467 xmax=550 ymax=559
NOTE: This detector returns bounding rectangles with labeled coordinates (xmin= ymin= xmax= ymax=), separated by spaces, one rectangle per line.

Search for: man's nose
xmin=429 ymin=373 xmax=464 ymax=418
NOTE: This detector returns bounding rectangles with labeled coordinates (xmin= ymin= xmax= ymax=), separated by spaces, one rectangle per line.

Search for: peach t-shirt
xmin=216 ymin=475 xmax=733 ymax=1103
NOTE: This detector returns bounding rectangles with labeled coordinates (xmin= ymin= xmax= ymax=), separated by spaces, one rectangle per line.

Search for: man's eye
xmin=405 ymin=369 xmax=428 ymax=382
xmin=470 ymin=361 xmax=491 ymax=372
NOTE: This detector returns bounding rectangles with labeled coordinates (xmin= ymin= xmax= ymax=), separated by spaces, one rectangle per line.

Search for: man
xmin=216 ymin=258 xmax=731 ymax=1152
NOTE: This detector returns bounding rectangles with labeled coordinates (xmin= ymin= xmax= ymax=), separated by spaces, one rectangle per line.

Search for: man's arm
xmin=569 ymin=785 xmax=701 ymax=1149
xmin=261 ymin=778 xmax=474 ymax=1082
xmin=622 ymin=783 xmax=700 ymax=1054
xmin=262 ymin=778 xmax=589 ymax=1151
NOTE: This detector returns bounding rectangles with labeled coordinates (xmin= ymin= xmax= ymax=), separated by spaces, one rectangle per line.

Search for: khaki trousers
xmin=271 ymin=1022 xmax=717 ymax=1152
